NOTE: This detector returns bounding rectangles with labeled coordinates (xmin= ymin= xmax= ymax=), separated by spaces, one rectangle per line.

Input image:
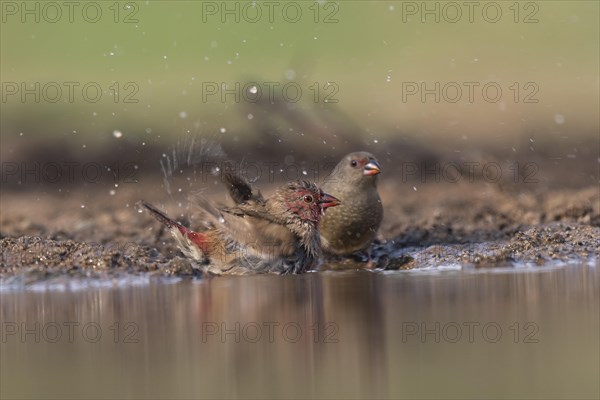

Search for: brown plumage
xmin=319 ymin=152 xmax=383 ymax=255
xmin=141 ymin=179 xmax=340 ymax=275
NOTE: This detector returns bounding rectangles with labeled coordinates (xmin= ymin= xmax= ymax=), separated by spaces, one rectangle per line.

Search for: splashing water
xmin=159 ymin=133 xmax=227 ymax=196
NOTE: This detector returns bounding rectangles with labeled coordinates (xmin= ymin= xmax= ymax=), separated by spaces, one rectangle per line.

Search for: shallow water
xmin=1 ymin=264 xmax=598 ymax=399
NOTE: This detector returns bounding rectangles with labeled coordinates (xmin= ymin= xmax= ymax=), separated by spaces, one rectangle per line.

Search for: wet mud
xmin=1 ymin=176 xmax=597 ymax=283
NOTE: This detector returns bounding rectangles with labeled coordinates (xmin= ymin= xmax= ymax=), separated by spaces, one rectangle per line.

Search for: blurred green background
xmin=1 ymin=0 xmax=598 ymax=149
xmin=1 ymin=6 xmax=599 ymax=399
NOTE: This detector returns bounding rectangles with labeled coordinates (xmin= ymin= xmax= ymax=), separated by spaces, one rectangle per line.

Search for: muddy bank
xmin=1 ymin=178 xmax=598 ymax=282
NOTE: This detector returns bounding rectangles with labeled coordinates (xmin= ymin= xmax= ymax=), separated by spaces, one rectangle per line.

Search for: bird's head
xmin=328 ymin=152 xmax=381 ymax=187
xmin=276 ymin=180 xmax=340 ymax=223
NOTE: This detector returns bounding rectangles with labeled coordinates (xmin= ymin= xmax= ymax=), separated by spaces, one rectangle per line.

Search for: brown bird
xmin=140 ymin=179 xmax=340 ymax=275
xmin=319 ymin=152 xmax=383 ymax=255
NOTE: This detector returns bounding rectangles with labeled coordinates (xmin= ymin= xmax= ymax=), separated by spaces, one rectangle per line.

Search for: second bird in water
xmin=319 ymin=151 xmax=383 ymax=256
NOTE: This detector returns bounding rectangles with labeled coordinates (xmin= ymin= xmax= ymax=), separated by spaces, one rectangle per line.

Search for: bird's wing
xmin=187 ymin=191 xmax=228 ymax=229
xmin=218 ymin=201 xmax=297 ymax=258
xmin=190 ymin=176 xmax=296 ymax=259
xmin=223 ymin=172 xmax=264 ymax=204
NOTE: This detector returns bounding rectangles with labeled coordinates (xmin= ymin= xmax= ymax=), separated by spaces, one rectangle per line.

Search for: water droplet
xmin=220 ymin=127 xmax=227 ymax=133
xmin=179 ymin=111 xmax=187 ymax=119
xmin=247 ymin=113 xmax=254 ymax=120
xmin=285 ymin=69 xmax=296 ymax=80
xmin=413 ymin=186 xmax=417 ymax=191
xmin=109 ymin=189 xmax=116 ymax=196
xmin=554 ymin=114 xmax=565 ymax=124
xmin=249 ymin=86 xmax=258 ymax=94
xmin=113 ymin=130 xmax=123 ymax=138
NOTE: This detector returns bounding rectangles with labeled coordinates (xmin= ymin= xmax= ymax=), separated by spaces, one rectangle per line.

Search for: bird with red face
xmin=319 ymin=152 xmax=383 ymax=256
xmin=141 ymin=179 xmax=340 ymax=275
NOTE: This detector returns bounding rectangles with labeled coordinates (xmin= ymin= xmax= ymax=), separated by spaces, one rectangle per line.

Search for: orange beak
xmin=363 ymin=160 xmax=381 ymax=176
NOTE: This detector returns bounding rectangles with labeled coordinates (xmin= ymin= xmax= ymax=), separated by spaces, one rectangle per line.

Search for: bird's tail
xmin=139 ymin=200 xmax=183 ymax=230
xmin=139 ymin=200 xmax=211 ymax=258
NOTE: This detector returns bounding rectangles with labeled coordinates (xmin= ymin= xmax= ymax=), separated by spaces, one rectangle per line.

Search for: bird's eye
xmin=350 ymin=160 xmax=358 ymax=167
xmin=303 ymin=195 xmax=313 ymax=203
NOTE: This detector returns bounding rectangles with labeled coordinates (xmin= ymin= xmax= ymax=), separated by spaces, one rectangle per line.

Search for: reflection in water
xmin=1 ymin=265 xmax=598 ymax=399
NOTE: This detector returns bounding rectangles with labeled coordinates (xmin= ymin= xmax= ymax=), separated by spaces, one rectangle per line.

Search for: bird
xmin=319 ymin=152 xmax=383 ymax=256
xmin=140 ymin=178 xmax=340 ymax=275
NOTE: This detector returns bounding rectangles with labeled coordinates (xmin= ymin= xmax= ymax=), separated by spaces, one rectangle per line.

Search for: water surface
xmin=1 ymin=265 xmax=598 ymax=399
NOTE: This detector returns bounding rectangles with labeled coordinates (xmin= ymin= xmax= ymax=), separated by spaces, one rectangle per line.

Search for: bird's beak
xmin=318 ymin=192 xmax=341 ymax=211
xmin=363 ymin=160 xmax=381 ymax=176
